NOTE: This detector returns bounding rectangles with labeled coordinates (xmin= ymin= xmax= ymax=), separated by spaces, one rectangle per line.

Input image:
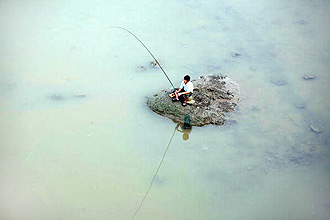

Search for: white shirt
xmin=179 ymin=81 xmax=194 ymax=93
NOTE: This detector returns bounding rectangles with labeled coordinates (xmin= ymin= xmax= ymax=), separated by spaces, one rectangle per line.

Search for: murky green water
xmin=1 ymin=0 xmax=330 ymax=219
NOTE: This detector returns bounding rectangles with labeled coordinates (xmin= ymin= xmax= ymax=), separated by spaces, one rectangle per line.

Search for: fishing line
xmin=130 ymin=126 xmax=177 ymax=220
xmin=108 ymin=26 xmax=176 ymax=90
xmin=108 ymin=26 xmax=177 ymax=219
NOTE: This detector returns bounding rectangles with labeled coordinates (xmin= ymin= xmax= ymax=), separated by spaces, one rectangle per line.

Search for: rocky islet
xmin=147 ymin=75 xmax=240 ymax=126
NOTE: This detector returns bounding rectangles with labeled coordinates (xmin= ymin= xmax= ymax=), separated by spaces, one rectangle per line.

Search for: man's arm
xmin=176 ymin=81 xmax=185 ymax=93
xmin=176 ymin=88 xmax=189 ymax=96
xmin=175 ymin=87 xmax=182 ymax=93
xmin=179 ymin=91 xmax=189 ymax=95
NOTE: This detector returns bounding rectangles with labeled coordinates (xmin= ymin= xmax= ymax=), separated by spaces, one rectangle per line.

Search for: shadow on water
xmin=131 ymin=123 xmax=193 ymax=219
xmin=175 ymin=123 xmax=193 ymax=141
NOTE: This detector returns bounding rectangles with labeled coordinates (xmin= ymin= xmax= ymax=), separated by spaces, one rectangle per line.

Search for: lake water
xmin=1 ymin=0 xmax=330 ymax=219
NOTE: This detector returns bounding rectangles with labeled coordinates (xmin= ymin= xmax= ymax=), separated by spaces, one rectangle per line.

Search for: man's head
xmin=183 ymin=75 xmax=190 ymax=84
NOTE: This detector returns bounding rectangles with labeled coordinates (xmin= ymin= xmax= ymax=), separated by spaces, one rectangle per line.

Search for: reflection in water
xmin=176 ymin=123 xmax=193 ymax=141
xmin=131 ymin=125 xmax=177 ymax=220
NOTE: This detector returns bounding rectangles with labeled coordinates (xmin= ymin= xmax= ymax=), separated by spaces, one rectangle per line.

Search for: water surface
xmin=1 ymin=0 xmax=330 ymax=219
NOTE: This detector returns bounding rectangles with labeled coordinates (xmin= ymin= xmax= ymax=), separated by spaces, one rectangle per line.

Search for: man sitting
xmin=173 ymin=75 xmax=194 ymax=106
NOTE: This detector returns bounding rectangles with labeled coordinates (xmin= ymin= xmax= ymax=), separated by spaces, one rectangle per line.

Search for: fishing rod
xmin=108 ymin=26 xmax=176 ymax=90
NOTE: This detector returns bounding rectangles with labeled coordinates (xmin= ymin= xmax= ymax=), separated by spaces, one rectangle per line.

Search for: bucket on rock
xmin=183 ymin=115 xmax=191 ymax=129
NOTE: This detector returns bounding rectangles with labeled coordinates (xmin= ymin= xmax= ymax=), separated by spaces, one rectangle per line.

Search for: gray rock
xmin=150 ymin=60 xmax=162 ymax=68
xmin=225 ymin=119 xmax=238 ymax=126
xmin=146 ymin=75 xmax=240 ymax=126
xmin=251 ymin=106 xmax=260 ymax=111
xmin=50 ymin=93 xmax=87 ymax=101
xmin=303 ymin=75 xmax=315 ymax=80
xmin=295 ymin=102 xmax=306 ymax=109
xmin=310 ymin=124 xmax=324 ymax=133
xmin=72 ymin=94 xmax=86 ymax=98
xmin=271 ymin=79 xmax=288 ymax=86
xmin=137 ymin=65 xmax=147 ymax=72
xmin=154 ymin=175 xmax=167 ymax=186
xmin=296 ymin=20 xmax=308 ymax=25
xmin=49 ymin=94 xmax=64 ymax=101
xmin=231 ymin=53 xmax=242 ymax=57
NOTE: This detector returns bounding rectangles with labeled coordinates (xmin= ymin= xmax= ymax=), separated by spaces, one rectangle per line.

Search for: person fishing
xmin=109 ymin=27 xmax=194 ymax=220
xmin=173 ymin=75 xmax=194 ymax=106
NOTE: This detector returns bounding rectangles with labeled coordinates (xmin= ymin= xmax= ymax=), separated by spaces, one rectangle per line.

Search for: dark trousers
xmin=178 ymin=91 xmax=192 ymax=103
